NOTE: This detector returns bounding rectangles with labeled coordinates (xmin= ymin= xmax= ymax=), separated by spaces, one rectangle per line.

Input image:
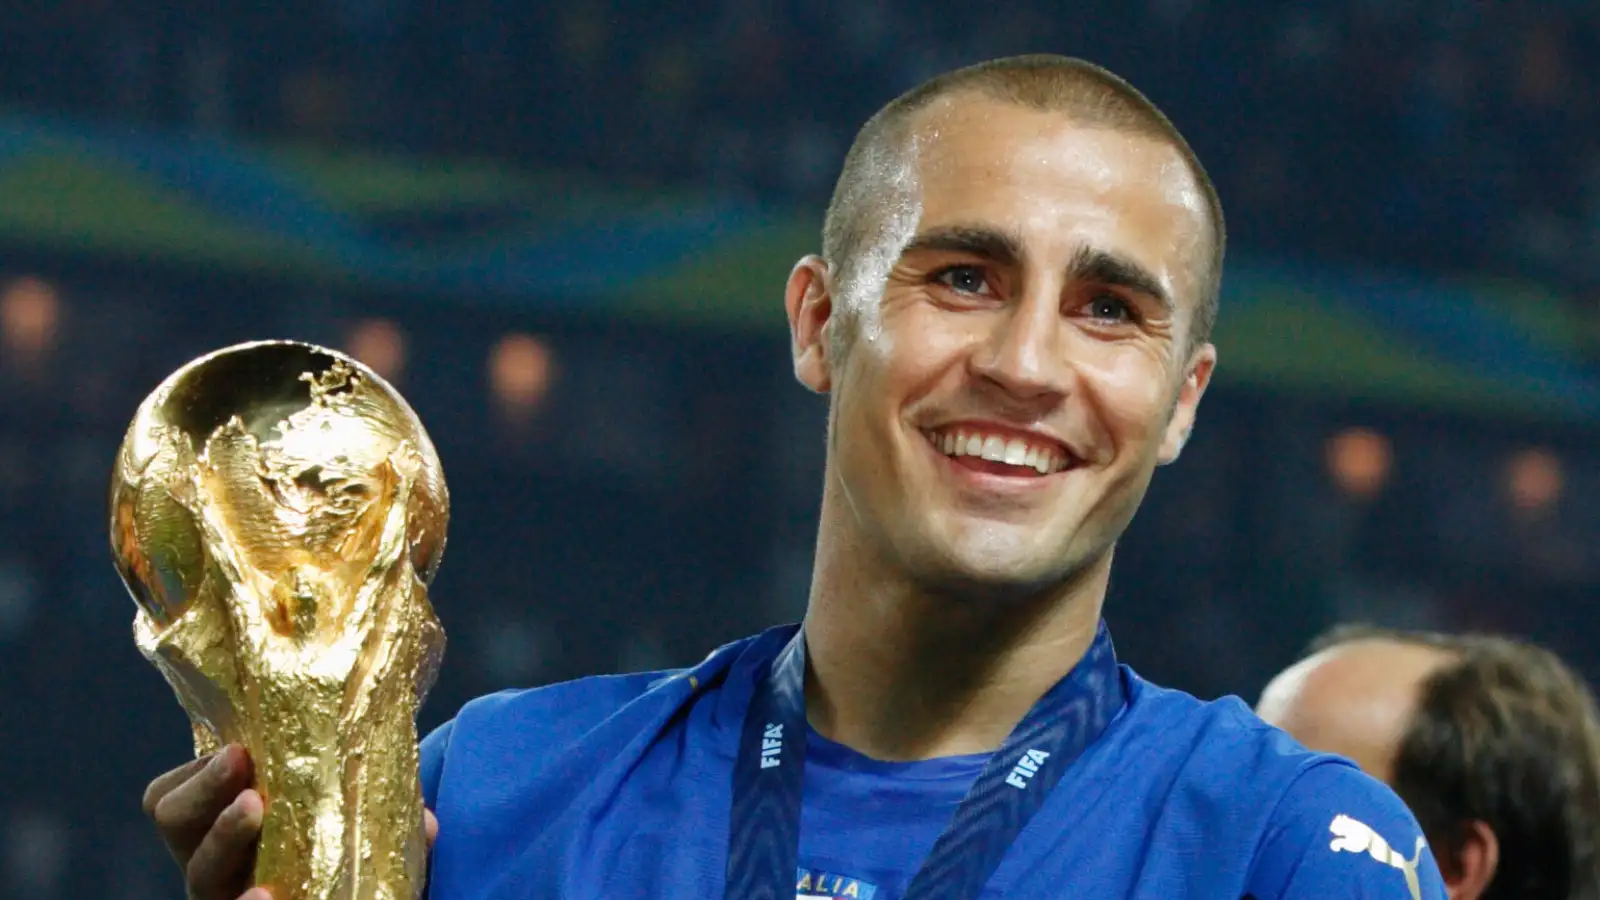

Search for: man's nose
xmin=969 ymin=288 xmax=1070 ymax=403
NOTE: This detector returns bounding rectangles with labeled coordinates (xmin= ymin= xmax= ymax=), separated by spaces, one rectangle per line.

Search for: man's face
xmin=791 ymin=95 xmax=1215 ymax=595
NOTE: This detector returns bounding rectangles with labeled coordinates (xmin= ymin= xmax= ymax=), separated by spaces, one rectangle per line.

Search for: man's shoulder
xmin=1124 ymin=673 xmax=1336 ymax=783
xmin=1248 ymin=761 xmax=1445 ymax=898
xmin=1118 ymin=674 xmax=1402 ymax=820
xmin=454 ymin=668 xmax=686 ymax=737
xmin=1123 ymin=674 xmax=1444 ymax=897
xmin=419 ymin=628 xmax=788 ymax=801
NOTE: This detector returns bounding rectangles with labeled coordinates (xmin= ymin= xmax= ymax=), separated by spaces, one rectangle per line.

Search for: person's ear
xmin=1158 ymin=343 xmax=1216 ymax=465
xmin=1441 ymin=820 xmax=1499 ymax=900
xmin=786 ymin=255 xmax=837 ymax=393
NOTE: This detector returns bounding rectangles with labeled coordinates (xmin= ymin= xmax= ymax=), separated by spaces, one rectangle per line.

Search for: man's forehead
xmin=909 ymin=99 xmax=1199 ymax=217
xmin=906 ymin=95 xmax=1198 ymax=196
xmin=883 ymin=99 xmax=1205 ymax=308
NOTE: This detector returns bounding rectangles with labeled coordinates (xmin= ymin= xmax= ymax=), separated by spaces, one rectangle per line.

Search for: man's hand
xmin=142 ymin=744 xmax=438 ymax=900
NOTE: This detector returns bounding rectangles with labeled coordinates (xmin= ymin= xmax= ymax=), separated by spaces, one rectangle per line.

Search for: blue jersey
xmin=421 ymin=625 xmax=1445 ymax=899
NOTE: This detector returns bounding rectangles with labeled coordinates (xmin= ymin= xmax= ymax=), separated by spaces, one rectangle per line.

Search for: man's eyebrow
xmin=900 ymin=225 xmax=1026 ymax=269
xmin=1068 ymin=245 xmax=1172 ymax=312
xmin=900 ymin=228 xmax=1174 ymax=312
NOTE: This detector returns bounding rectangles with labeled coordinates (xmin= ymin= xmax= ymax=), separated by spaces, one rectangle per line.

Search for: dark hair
xmin=1309 ymin=624 xmax=1600 ymax=900
xmin=822 ymin=54 xmax=1225 ymax=348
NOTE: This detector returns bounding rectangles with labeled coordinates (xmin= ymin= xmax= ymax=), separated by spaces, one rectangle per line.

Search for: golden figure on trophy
xmin=110 ymin=341 xmax=448 ymax=900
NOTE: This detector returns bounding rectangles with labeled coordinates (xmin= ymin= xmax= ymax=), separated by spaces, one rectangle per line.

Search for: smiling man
xmin=144 ymin=56 xmax=1446 ymax=900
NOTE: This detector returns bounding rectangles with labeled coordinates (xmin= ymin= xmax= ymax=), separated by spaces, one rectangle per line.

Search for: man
xmin=1258 ymin=625 xmax=1600 ymax=900
xmin=143 ymin=55 xmax=1447 ymax=899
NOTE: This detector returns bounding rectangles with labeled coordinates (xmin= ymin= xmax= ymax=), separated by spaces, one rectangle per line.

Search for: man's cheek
xmin=1101 ymin=371 xmax=1173 ymax=443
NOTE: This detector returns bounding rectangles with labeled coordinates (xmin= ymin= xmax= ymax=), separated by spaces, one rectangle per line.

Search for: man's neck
xmin=801 ymin=528 xmax=1110 ymax=763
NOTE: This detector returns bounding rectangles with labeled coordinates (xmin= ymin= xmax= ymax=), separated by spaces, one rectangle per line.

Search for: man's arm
xmin=1246 ymin=762 xmax=1447 ymax=900
xmin=418 ymin=719 xmax=455 ymax=900
xmin=421 ymin=718 xmax=455 ymax=809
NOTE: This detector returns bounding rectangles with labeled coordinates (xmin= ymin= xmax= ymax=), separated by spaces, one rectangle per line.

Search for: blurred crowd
xmin=1 ymin=2 xmax=1598 ymax=897
xmin=5 ymin=1 xmax=1600 ymax=298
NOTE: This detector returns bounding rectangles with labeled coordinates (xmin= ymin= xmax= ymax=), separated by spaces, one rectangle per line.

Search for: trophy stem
xmin=251 ymin=672 xmax=430 ymax=900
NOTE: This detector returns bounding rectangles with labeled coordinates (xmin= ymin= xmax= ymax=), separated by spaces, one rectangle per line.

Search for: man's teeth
xmin=934 ymin=430 xmax=1068 ymax=474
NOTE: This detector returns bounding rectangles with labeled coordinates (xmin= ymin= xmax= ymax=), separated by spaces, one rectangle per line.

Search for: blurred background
xmin=0 ymin=1 xmax=1597 ymax=896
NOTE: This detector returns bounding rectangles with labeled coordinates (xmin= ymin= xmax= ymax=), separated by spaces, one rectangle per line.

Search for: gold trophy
xmin=110 ymin=341 xmax=448 ymax=900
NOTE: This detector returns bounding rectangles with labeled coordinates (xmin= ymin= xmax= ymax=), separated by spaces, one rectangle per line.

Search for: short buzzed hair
xmin=1308 ymin=625 xmax=1600 ymax=900
xmin=822 ymin=54 xmax=1225 ymax=347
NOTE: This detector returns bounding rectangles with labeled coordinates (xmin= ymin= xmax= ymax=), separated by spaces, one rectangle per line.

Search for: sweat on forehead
xmin=821 ymin=55 xmax=1225 ymax=343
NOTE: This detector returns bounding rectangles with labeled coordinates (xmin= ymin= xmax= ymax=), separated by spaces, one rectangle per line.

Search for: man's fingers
xmin=238 ymin=888 xmax=275 ymax=900
xmin=425 ymin=809 xmax=438 ymax=847
xmin=141 ymin=754 xmax=214 ymax=818
xmin=187 ymin=788 xmax=263 ymax=900
xmin=152 ymin=745 xmax=254 ymax=858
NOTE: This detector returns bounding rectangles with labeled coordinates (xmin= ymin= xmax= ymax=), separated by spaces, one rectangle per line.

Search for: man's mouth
xmin=923 ymin=427 xmax=1075 ymax=477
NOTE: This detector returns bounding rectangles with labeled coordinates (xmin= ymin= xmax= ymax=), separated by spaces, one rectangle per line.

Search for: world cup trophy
xmin=109 ymin=341 xmax=448 ymax=900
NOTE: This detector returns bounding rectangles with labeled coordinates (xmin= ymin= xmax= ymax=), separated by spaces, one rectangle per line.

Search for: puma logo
xmin=1328 ymin=814 xmax=1427 ymax=900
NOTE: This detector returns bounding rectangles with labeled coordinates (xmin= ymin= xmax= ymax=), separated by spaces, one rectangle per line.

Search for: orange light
xmin=1507 ymin=448 xmax=1563 ymax=513
xmin=346 ymin=318 xmax=406 ymax=383
xmin=1 ymin=276 xmax=61 ymax=362
xmin=1326 ymin=427 xmax=1392 ymax=499
xmin=489 ymin=333 xmax=554 ymax=413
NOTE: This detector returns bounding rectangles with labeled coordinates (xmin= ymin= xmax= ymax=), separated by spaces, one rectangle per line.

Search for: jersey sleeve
xmin=418 ymin=718 xmax=454 ymax=900
xmin=420 ymin=717 xmax=455 ymax=809
xmin=1245 ymin=761 xmax=1448 ymax=900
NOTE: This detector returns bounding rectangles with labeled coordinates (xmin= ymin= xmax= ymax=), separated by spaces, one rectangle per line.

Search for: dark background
xmin=0 ymin=2 xmax=1596 ymax=897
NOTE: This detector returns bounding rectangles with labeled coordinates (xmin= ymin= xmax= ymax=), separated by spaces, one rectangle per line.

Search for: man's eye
xmin=1087 ymin=293 xmax=1136 ymax=322
xmin=933 ymin=266 xmax=993 ymax=296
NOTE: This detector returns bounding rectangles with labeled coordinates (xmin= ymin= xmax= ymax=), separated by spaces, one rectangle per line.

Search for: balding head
xmin=821 ymin=55 xmax=1225 ymax=353
xmin=1257 ymin=637 xmax=1456 ymax=782
xmin=1259 ymin=626 xmax=1600 ymax=900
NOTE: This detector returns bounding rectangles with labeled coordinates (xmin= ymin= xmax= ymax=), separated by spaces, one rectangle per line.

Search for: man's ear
xmin=1157 ymin=342 xmax=1216 ymax=465
xmin=786 ymin=255 xmax=836 ymax=393
xmin=1441 ymin=820 xmax=1499 ymax=900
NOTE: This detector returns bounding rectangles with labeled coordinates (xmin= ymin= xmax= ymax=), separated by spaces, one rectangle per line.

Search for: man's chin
xmin=908 ymin=543 xmax=1098 ymax=605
